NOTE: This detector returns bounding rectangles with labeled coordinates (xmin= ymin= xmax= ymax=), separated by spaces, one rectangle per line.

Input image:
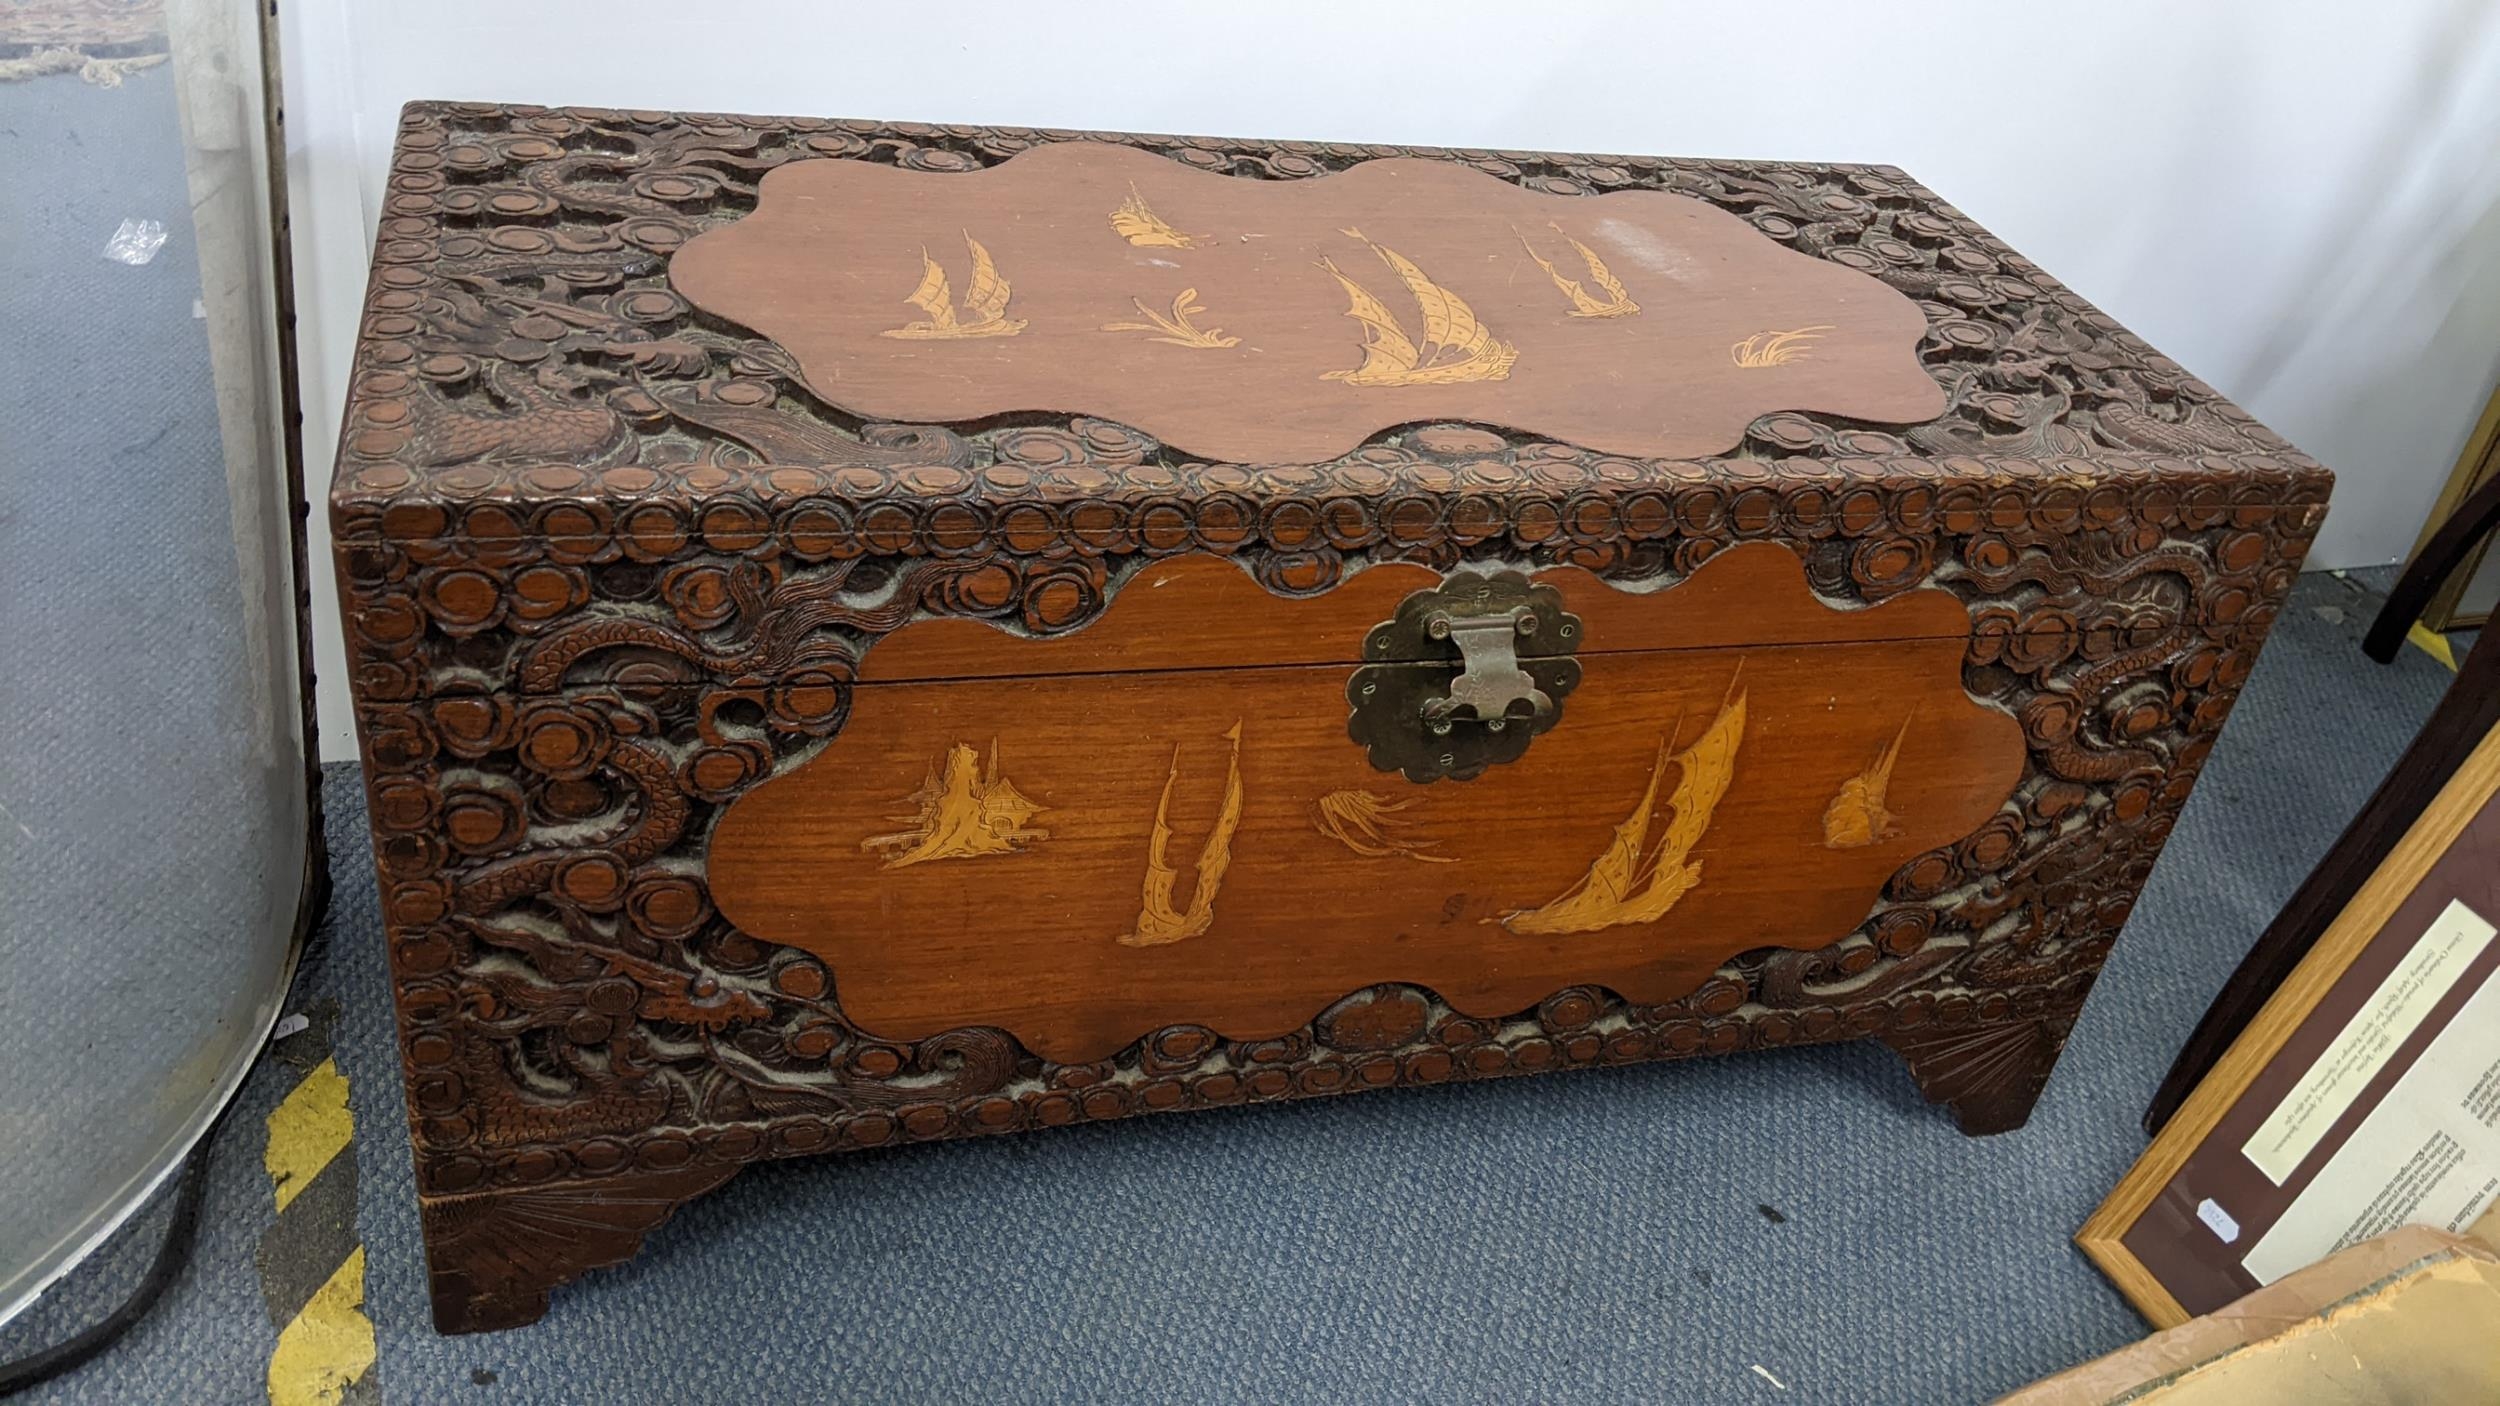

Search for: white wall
xmin=284 ymin=0 xmax=2500 ymax=758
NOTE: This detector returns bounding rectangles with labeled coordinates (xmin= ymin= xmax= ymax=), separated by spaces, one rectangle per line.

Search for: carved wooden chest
xmin=332 ymin=103 xmax=2330 ymax=1333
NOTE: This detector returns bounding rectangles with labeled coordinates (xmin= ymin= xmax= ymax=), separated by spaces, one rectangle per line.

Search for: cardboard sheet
xmin=2004 ymin=1228 xmax=2500 ymax=1404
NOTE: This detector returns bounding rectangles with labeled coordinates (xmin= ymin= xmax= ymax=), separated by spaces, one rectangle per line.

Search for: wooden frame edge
xmin=2412 ymin=375 xmax=2500 ymax=632
xmin=2079 ymin=720 xmax=2500 ymax=1328
xmin=2073 ymin=1219 xmax=2191 ymax=1329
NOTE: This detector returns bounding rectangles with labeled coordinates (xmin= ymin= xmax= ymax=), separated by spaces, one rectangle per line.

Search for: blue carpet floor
xmin=1 ymin=567 xmax=2471 ymax=1404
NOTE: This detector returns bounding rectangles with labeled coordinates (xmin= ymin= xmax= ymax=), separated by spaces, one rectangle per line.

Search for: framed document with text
xmin=2081 ymin=717 xmax=2500 ymax=1326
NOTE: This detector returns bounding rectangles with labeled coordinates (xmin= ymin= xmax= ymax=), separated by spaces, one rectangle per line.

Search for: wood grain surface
xmin=669 ymin=142 xmax=1942 ymax=463
xmin=711 ymin=545 xmax=2023 ymax=1061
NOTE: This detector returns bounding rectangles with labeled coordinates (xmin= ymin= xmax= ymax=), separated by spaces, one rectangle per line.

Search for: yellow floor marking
xmin=264 ymin=1056 xmax=354 ymax=1213
xmin=2406 ymin=621 xmax=2461 ymax=673
xmin=267 ymin=1246 xmax=375 ymax=1406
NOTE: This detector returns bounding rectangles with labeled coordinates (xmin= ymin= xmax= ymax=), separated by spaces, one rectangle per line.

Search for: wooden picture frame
xmin=2146 ymin=488 xmax=2500 ymax=1137
xmin=2410 ymin=378 xmax=2500 ymax=631
xmin=2081 ymin=716 xmax=2500 ymax=1326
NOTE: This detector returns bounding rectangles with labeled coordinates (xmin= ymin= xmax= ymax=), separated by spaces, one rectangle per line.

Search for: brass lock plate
xmin=1346 ymin=571 xmax=1582 ymax=783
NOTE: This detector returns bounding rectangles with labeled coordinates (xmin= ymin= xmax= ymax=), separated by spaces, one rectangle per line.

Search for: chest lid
xmin=332 ymin=105 xmax=2328 ymax=623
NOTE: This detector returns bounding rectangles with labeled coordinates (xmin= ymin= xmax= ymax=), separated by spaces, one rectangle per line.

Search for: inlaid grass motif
xmin=1312 ymin=789 xmax=1455 ymax=863
xmin=1730 ymin=325 xmax=1832 ymax=368
xmin=1102 ymin=288 xmax=1242 ymax=349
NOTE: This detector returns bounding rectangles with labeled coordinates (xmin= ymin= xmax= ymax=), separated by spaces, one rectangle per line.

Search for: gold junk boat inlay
xmin=1116 ymin=722 xmax=1247 ymax=947
xmin=1500 ymin=680 xmax=1748 ymax=936
xmin=1516 ymin=223 xmax=1639 ymax=319
xmin=1822 ymin=716 xmax=1911 ymax=849
xmin=1316 ymin=227 xmax=1519 ymax=387
xmin=862 ymin=741 xmax=1048 ymax=869
xmin=1108 ymin=183 xmax=1206 ymax=249
xmin=880 ymin=231 xmax=1025 ymax=340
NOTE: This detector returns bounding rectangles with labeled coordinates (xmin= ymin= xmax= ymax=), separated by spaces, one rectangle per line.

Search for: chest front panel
xmin=708 ymin=544 xmax=2023 ymax=1061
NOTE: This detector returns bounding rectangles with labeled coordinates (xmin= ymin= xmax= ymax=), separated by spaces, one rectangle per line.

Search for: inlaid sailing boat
xmin=1117 ymin=722 xmax=1246 ymax=947
xmin=1822 ymin=716 xmax=1909 ymax=849
xmin=1316 ymin=226 xmax=1518 ymax=387
xmin=862 ymin=741 xmax=1048 ymax=869
xmin=1501 ymin=682 xmax=1748 ymax=935
xmin=1517 ymin=223 xmax=1639 ymax=318
xmin=1108 ymin=183 xmax=1205 ymax=249
xmin=879 ymin=231 xmax=1026 ymax=340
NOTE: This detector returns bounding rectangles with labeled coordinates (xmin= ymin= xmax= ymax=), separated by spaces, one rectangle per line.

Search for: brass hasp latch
xmin=1347 ymin=571 xmax=1582 ymax=783
xmin=1420 ymin=604 xmax=1553 ymax=730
